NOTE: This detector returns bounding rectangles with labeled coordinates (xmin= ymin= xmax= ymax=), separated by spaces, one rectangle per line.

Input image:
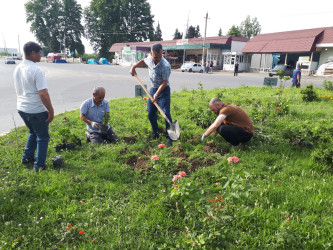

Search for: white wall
xmin=231 ymin=41 xmax=246 ymax=54
xmin=319 ymin=48 xmax=333 ymax=66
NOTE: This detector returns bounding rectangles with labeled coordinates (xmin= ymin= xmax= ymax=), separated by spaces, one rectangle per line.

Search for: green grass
xmin=1 ymin=85 xmax=333 ymax=248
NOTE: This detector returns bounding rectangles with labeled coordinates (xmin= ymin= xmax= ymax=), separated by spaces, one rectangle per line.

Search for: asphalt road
xmin=1 ymin=59 xmax=331 ymax=134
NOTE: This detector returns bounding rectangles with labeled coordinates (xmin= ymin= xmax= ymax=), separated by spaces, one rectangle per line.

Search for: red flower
xmin=227 ymin=156 xmax=239 ymax=164
xmin=63 ymin=117 xmax=67 ymax=120
xmin=142 ymin=97 xmax=148 ymax=100
xmin=68 ymin=224 xmax=72 ymax=227
xmin=276 ymin=107 xmax=281 ymax=110
xmin=158 ymin=144 xmax=165 ymax=148
xmin=66 ymin=227 xmax=70 ymax=231
xmin=173 ymin=185 xmax=179 ymax=189
xmin=172 ymin=174 xmax=182 ymax=182
xmin=151 ymin=155 xmax=159 ymax=161
xmin=79 ymin=230 xmax=84 ymax=235
xmin=177 ymin=171 xmax=187 ymax=177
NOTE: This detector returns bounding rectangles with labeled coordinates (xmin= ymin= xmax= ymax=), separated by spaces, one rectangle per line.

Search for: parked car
xmin=268 ymin=64 xmax=294 ymax=77
xmin=46 ymin=53 xmax=61 ymax=63
xmin=181 ymin=62 xmax=204 ymax=73
xmin=5 ymin=57 xmax=15 ymax=64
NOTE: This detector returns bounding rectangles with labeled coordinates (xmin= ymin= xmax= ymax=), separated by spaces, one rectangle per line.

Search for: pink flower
xmin=173 ymin=185 xmax=179 ymax=189
xmin=172 ymin=174 xmax=182 ymax=182
xmin=177 ymin=171 xmax=187 ymax=177
xmin=142 ymin=97 xmax=148 ymax=100
xmin=151 ymin=155 xmax=159 ymax=161
xmin=276 ymin=107 xmax=281 ymax=110
xmin=158 ymin=144 xmax=165 ymax=148
xmin=227 ymin=156 xmax=240 ymax=164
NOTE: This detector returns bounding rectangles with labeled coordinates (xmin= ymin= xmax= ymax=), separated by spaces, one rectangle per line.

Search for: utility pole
xmin=202 ymin=12 xmax=209 ymax=66
xmin=182 ymin=11 xmax=190 ymax=64
xmin=18 ymin=35 xmax=21 ymax=55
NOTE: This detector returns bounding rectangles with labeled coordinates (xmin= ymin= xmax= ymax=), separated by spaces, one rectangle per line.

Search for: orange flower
xmin=79 ymin=230 xmax=84 ymax=235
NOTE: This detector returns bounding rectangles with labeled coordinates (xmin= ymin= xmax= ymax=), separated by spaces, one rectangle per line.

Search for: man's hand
xmin=151 ymin=93 xmax=158 ymax=103
xmin=45 ymin=110 xmax=54 ymax=124
xmin=129 ymin=67 xmax=136 ymax=76
xmin=201 ymin=134 xmax=206 ymax=142
xmin=91 ymin=122 xmax=100 ymax=130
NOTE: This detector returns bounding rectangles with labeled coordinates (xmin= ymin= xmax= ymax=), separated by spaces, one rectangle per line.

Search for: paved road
xmin=1 ymin=59 xmax=331 ymax=134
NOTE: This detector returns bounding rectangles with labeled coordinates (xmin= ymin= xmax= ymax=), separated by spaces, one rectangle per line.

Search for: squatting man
xmin=80 ymin=86 xmax=118 ymax=144
xmin=201 ymin=98 xmax=254 ymax=146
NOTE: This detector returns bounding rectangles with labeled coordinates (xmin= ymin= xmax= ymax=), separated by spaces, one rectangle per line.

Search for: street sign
xmin=135 ymin=85 xmax=147 ymax=97
xmin=264 ymin=77 xmax=278 ymax=86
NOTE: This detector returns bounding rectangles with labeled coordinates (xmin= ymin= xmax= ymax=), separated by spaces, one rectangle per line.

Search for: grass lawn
xmin=1 ymin=84 xmax=333 ymax=248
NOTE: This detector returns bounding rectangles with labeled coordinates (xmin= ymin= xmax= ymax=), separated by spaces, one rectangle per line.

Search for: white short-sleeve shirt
xmin=13 ymin=60 xmax=48 ymax=113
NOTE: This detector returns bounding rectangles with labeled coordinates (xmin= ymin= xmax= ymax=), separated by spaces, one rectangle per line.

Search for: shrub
xmin=323 ymin=80 xmax=333 ymax=91
xmin=301 ymin=84 xmax=318 ymax=102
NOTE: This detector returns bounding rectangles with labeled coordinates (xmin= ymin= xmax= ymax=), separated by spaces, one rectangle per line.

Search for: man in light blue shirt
xmin=130 ymin=44 xmax=173 ymax=147
xmin=80 ymin=87 xmax=118 ymax=144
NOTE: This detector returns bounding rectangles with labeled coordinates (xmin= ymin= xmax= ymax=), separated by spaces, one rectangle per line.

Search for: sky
xmin=1 ymin=0 xmax=333 ymax=54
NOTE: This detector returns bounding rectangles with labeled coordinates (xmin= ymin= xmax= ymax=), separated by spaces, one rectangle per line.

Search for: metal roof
xmin=242 ymin=27 xmax=333 ymax=53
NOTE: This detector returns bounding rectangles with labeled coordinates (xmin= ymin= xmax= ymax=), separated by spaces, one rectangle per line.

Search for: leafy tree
xmin=173 ymin=28 xmax=183 ymax=40
xmin=154 ymin=21 xmax=163 ymax=41
xmin=195 ymin=25 xmax=201 ymax=38
xmin=84 ymin=0 xmax=154 ymax=58
xmin=61 ymin=0 xmax=85 ymax=55
xmin=186 ymin=25 xmax=196 ymax=39
xmin=227 ymin=25 xmax=242 ymax=37
xmin=25 ymin=0 xmax=85 ymax=54
xmin=240 ymin=15 xmax=261 ymax=38
xmin=25 ymin=0 xmax=62 ymax=52
xmin=218 ymin=27 xmax=222 ymax=36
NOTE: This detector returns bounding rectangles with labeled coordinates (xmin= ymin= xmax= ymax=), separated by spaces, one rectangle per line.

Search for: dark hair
xmin=23 ymin=42 xmax=42 ymax=57
xmin=151 ymin=43 xmax=163 ymax=53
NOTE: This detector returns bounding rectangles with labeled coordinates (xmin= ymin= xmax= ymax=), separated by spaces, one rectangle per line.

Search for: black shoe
xmin=22 ymin=158 xmax=35 ymax=165
xmin=153 ymin=133 xmax=159 ymax=140
xmin=166 ymin=140 xmax=173 ymax=147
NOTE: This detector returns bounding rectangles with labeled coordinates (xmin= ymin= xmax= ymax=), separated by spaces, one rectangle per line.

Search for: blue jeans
xmin=148 ymin=86 xmax=172 ymax=140
xmin=18 ymin=111 xmax=50 ymax=169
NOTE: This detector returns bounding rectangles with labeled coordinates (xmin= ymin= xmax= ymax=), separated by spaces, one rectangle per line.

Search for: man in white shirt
xmin=13 ymin=41 xmax=54 ymax=172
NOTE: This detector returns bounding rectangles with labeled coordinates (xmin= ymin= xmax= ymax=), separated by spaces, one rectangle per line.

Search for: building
xmin=109 ymin=36 xmax=249 ymax=71
xmin=0 ymin=48 xmax=20 ymax=57
xmin=242 ymin=26 xmax=333 ymax=75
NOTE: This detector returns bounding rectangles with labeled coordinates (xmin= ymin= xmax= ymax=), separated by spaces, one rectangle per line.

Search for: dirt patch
xmin=120 ymin=147 xmax=128 ymax=155
xmin=205 ymin=158 xmax=215 ymax=166
xmin=171 ymin=144 xmax=188 ymax=159
xmin=203 ymin=145 xmax=214 ymax=153
xmin=190 ymin=159 xmax=201 ymax=171
xmin=122 ymin=136 xmax=137 ymax=144
xmin=126 ymin=155 xmax=137 ymax=166
xmin=134 ymin=157 xmax=149 ymax=171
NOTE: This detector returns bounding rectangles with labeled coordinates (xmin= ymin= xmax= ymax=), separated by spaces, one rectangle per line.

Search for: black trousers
xmin=88 ymin=127 xmax=118 ymax=144
xmin=217 ymin=124 xmax=252 ymax=146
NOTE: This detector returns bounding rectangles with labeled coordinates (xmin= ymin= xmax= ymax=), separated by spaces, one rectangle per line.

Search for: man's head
xmin=23 ymin=42 xmax=42 ymax=63
xmin=151 ymin=43 xmax=163 ymax=64
xmin=209 ymin=98 xmax=224 ymax=115
xmin=297 ymin=64 xmax=302 ymax=69
xmin=93 ymin=86 xmax=106 ymax=106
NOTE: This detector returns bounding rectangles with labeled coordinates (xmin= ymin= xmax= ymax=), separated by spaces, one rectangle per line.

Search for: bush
xmin=323 ymin=80 xmax=333 ymax=91
xmin=301 ymin=84 xmax=318 ymax=102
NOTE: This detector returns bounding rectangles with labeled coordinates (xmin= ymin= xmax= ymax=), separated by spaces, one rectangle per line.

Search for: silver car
xmin=268 ymin=65 xmax=293 ymax=77
xmin=5 ymin=57 xmax=15 ymax=64
xmin=181 ymin=62 xmax=204 ymax=73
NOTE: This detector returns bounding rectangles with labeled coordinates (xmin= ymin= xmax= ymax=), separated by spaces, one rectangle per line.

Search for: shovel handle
xmin=134 ymin=74 xmax=172 ymax=125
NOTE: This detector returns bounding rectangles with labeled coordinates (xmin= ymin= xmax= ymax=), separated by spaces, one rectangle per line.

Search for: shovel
xmin=133 ymin=74 xmax=180 ymax=141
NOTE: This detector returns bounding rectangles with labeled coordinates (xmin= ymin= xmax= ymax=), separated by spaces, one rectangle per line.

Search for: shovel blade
xmin=167 ymin=120 xmax=180 ymax=141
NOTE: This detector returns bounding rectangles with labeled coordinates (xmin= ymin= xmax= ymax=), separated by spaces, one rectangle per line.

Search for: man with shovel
xmin=130 ymin=43 xmax=174 ymax=147
xmin=201 ymin=98 xmax=254 ymax=147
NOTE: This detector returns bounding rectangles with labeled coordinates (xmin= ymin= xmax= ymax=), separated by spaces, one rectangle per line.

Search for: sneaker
xmin=166 ymin=140 xmax=173 ymax=147
xmin=85 ymin=132 xmax=91 ymax=143
xmin=33 ymin=165 xmax=47 ymax=172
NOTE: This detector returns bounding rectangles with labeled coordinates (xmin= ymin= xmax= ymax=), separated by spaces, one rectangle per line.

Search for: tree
xmin=239 ymin=15 xmax=261 ymax=38
xmin=173 ymin=28 xmax=182 ymax=40
xmin=227 ymin=25 xmax=242 ymax=37
xmin=154 ymin=21 xmax=163 ymax=41
xmin=218 ymin=27 xmax=222 ymax=36
xmin=186 ymin=25 xmax=196 ymax=39
xmin=195 ymin=25 xmax=201 ymax=38
xmin=25 ymin=0 xmax=85 ymax=54
xmin=84 ymin=0 xmax=154 ymax=58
